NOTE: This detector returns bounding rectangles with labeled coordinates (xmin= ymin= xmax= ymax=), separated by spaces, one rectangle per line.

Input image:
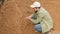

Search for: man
xmin=0 ymin=0 xmax=7 ymax=9
xmin=26 ymin=1 xmax=53 ymax=34
xmin=0 ymin=0 xmax=5 ymax=9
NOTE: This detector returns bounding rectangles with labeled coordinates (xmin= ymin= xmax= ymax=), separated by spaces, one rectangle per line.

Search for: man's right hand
xmin=25 ymin=16 xmax=31 ymax=20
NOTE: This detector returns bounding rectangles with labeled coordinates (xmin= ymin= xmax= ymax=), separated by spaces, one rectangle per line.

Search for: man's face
xmin=32 ymin=7 xmax=40 ymax=11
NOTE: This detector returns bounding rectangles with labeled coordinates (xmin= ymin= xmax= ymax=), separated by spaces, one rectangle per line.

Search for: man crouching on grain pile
xmin=26 ymin=1 xmax=53 ymax=34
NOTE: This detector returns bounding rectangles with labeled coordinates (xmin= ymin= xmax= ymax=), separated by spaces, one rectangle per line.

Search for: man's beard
xmin=35 ymin=11 xmax=38 ymax=13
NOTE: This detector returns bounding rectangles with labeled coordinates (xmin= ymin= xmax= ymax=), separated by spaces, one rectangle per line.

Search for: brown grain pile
xmin=0 ymin=0 xmax=60 ymax=34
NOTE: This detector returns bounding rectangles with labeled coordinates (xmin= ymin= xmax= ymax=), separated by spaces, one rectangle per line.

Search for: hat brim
xmin=30 ymin=5 xmax=36 ymax=8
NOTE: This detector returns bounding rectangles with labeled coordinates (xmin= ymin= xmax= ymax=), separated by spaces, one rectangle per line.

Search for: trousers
xmin=34 ymin=24 xmax=42 ymax=32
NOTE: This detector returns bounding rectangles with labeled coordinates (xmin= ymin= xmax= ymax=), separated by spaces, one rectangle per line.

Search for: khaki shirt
xmin=30 ymin=7 xmax=53 ymax=33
